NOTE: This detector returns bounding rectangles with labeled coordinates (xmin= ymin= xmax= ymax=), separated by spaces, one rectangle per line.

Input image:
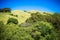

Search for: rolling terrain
xmin=0 ymin=10 xmax=53 ymax=24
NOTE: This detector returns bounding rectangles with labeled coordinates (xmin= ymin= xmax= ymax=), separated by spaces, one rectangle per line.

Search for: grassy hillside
xmin=11 ymin=10 xmax=31 ymax=24
xmin=0 ymin=10 xmax=60 ymax=40
xmin=0 ymin=10 xmax=31 ymax=24
xmin=0 ymin=10 xmax=53 ymax=24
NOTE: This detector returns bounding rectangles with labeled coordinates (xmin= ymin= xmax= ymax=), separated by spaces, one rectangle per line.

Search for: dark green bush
xmin=7 ymin=18 xmax=18 ymax=24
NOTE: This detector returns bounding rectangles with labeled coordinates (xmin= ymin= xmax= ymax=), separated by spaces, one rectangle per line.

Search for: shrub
xmin=31 ymin=21 xmax=57 ymax=40
xmin=7 ymin=18 xmax=18 ymax=24
xmin=26 ymin=12 xmax=47 ymax=24
xmin=31 ymin=31 xmax=41 ymax=40
xmin=0 ymin=23 xmax=34 ymax=40
xmin=0 ymin=21 xmax=58 ymax=40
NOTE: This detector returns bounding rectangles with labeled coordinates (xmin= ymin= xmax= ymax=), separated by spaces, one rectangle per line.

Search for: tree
xmin=0 ymin=9 xmax=3 ymax=12
xmin=45 ymin=13 xmax=60 ymax=29
xmin=52 ymin=13 xmax=60 ymax=29
xmin=3 ymin=8 xmax=11 ymax=12
xmin=0 ymin=8 xmax=11 ymax=13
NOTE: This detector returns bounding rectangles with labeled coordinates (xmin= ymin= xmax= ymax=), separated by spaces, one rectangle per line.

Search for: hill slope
xmin=0 ymin=10 xmax=31 ymax=24
xmin=0 ymin=10 xmax=53 ymax=24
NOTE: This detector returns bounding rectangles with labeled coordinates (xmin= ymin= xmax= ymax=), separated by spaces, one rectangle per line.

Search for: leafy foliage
xmin=31 ymin=21 xmax=57 ymax=40
xmin=0 ymin=23 xmax=34 ymax=40
xmin=0 ymin=8 xmax=11 ymax=13
xmin=26 ymin=12 xmax=47 ymax=24
xmin=26 ymin=12 xmax=60 ymax=30
xmin=26 ymin=12 xmax=60 ymax=40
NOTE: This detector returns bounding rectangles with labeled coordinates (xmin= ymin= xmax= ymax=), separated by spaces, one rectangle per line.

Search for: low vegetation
xmin=0 ymin=8 xmax=60 ymax=40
